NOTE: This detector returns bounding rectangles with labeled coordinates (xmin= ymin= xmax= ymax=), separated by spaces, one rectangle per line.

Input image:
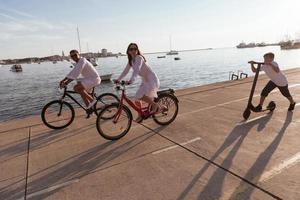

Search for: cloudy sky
xmin=0 ymin=0 xmax=300 ymax=59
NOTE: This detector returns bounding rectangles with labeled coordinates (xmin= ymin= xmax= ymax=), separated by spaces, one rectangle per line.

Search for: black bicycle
xmin=41 ymin=86 xmax=119 ymax=129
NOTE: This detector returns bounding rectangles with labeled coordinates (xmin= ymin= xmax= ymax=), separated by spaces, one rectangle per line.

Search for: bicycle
xmin=96 ymin=81 xmax=179 ymax=140
xmin=41 ymin=86 xmax=119 ymax=129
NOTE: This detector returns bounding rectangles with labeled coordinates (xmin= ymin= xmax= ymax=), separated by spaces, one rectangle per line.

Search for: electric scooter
xmin=243 ymin=62 xmax=276 ymax=120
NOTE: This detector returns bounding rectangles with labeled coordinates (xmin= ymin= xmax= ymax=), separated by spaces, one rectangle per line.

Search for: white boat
xmin=11 ymin=64 xmax=23 ymax=72
xmin=87 ymin=58 xmax=98 ymax=67
xmin=100 ymin=74 xmax=112 ymax=82
xmin=75 ymin=27 xmax=110 ymax=81
xmin=166 ymin=35 xmax=179 ymax=55
xmin=167 ymin=50 xmax=179 ymax=55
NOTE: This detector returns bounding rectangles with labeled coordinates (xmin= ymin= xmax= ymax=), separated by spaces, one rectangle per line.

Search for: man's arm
xmin=60 ymin=77 xmax=73 ymax=88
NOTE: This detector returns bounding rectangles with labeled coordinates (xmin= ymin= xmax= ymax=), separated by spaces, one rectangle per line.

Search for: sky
xmin=0 ymin=0 xmax=300 ymax=59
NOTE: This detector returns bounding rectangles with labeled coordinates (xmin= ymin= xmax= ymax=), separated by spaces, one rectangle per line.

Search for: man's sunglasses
xmin=129 ymin=48 xmax=138 ymax=51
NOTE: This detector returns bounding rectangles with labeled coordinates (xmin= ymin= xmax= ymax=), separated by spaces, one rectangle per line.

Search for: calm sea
xmin=1 ymin=46 xmax=300 ymax=122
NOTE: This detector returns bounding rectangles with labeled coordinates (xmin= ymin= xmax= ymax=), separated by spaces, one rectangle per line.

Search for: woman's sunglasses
xmin=129 ymin=48 xmax=138 ymax=51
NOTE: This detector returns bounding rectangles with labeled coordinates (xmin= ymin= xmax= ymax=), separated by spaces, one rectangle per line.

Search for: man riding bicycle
xmin=60 ymin=49 xmax=101 ymax=109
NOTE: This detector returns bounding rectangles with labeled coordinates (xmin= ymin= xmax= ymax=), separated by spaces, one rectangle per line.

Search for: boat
xmin=87 ymin=58 xmax=98 ymax=67
xmin=100 ymin=74 xmax=112 ymax=82
xmin=280 ymin=40 xmax=300 ymax=50
xmin=52 ymin=60 xmax=57 ymax=64
xmin=11 ymin=64 xmax=23 ymax=72
xmin=157 ymin=56 xmax=166 ymax=59
xmin=257 ymin=42 xmax=267 ymax=47
xmin=236 ymin=42 xmax=256 ymax=49
xmin=166 ymin=35 xmax=179 ymax=55
xmin=75 ymin=27 xmax=110 ymax=81
xmin=174 ymin=57 xmax=181 ymax=61
xmin=166 ymin=50 xmax=179 ymax=55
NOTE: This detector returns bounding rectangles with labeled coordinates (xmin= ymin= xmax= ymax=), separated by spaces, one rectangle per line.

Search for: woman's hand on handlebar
xmin=113 ymin=79 xmax=120 ymax=84
xmin=114 ymin=79 xmax=131 ymax=85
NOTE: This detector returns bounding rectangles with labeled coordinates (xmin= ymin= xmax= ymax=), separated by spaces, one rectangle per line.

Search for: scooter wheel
xmin=243 ymin=108 xmax=251 ymax=120
xmin=267 ymin=101 xmax=276 ymax=111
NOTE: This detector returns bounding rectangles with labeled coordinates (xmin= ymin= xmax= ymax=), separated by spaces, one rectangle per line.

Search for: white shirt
xmin=261 ymin=61 xmax=288 ymax=87
xmin=67 ymin=57 xmax=100 ymax=80
xmin=117 ymin=55 xmax=159 ymax=84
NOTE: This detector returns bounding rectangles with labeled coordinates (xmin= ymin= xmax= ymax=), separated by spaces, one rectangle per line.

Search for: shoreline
xmin=1 ymin=67 xmax=300 ymax=124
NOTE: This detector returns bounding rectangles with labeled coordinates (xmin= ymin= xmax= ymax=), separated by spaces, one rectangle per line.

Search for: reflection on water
xmin=1 ymin=46 xmax=300 ymax=122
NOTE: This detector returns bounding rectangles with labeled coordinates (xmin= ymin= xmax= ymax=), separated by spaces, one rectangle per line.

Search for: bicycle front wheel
xmin=153 ymin=94 xmax=179 ymax=125
xmin=96 ymin=103 xmax=132 ymax=140
xmin=41 ymin=100 xmax=75 ymax=129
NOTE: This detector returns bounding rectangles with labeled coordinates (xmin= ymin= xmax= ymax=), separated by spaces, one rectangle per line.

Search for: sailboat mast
xmin=169 ymin=35 xmax=172 ymax=51
xmin=77 ymin=26 xmax=82 ymax=53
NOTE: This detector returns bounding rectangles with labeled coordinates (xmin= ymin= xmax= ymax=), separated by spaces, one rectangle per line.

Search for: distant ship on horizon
xmin=236 ymin=42 xmax=266 ymax=49
xmin=280 ymin=40 xmax=300 ymax=50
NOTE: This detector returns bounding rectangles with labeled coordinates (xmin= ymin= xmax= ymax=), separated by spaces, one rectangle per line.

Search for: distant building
xmin=101 ymin=49 xmax=108 ymax=56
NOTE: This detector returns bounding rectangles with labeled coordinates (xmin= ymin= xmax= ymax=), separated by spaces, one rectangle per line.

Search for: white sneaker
xmin=87 ymin=99 xmax=97 ymax=110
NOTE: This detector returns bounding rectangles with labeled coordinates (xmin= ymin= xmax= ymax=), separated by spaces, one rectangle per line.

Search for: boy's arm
xmin=268 ymin=62 xmax=280 ymax=73
xmin=249 ymin=61 xmax=257 ymax=73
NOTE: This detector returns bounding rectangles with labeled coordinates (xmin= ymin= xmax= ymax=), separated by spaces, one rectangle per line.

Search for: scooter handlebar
xmin=248 ymin=61 xmax=265 ymax=65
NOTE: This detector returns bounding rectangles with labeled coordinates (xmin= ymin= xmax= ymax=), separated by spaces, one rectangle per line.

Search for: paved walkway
xmin=1 ymin=68 xmax=300 ymax=200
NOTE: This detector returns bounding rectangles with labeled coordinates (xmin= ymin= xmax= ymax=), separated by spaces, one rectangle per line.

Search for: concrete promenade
xmin=1 ymin=68 xmax=300 ymax=200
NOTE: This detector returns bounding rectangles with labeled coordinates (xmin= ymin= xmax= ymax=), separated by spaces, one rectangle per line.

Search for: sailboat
xmin=166 ymin=35 xmax=179 ymax=55
xmin=76 ymin=26 xmax=112 ymax=81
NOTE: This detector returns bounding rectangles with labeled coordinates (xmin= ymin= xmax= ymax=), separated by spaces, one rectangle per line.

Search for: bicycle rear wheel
xmin=41 ymin=100 xmax=75 ymax=129
xmin=153 ymin=94 xmax=179 ymax=125
xmin=94 ymin=93 xmax=119 ymax=115
xmin=96 ymin=103 xmax=132 ymax=140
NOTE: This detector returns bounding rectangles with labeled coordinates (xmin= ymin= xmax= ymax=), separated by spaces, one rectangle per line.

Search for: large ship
xmin=236 ymin=42 xmax=256 ymax=49
xmin=280 ymin=40 xmax=300 ymax=50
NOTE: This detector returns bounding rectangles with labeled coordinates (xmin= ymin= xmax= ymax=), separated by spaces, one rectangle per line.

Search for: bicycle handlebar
xmin=114 ymin=80 xmax=129 ymax=86
xmin=114 ymin=80 xmax=130 ymax=91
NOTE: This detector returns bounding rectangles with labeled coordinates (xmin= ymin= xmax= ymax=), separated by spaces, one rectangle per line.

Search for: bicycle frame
xmin=60 ymin=87 xmax=96 ymax=111
xmin=113 ymin=85 xmax=152 ymax=122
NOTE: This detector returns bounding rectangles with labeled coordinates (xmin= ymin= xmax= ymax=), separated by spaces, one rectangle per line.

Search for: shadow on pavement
xmin=0 ymin=125 xmax=159 ymax=200
xmin=176 ymin=112 xmax=276 ymax=200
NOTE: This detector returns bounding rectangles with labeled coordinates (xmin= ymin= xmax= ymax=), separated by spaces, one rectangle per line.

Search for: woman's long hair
xmin=126 ymin=43 xmax=146 ymax=66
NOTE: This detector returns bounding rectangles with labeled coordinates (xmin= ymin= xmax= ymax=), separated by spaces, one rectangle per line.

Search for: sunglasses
xmin=70 ymin=54 xmax=78 ymax=58
xmin=129 ymin=48 xmax=138 ymax=51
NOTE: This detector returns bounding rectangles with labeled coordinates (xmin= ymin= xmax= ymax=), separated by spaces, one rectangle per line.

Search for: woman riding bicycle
xmin=115 ymin=43 xmax=160 ymax=122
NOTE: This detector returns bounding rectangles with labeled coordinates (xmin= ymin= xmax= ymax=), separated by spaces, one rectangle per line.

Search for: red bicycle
xmin=96 ymin=81 xmax=179 ymax=140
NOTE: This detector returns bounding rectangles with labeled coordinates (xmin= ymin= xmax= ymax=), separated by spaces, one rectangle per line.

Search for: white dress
xmin=67 ymin=57 xmax=101 ymax=90
xmin=117 ymin=55 xmax=160 ymax=99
